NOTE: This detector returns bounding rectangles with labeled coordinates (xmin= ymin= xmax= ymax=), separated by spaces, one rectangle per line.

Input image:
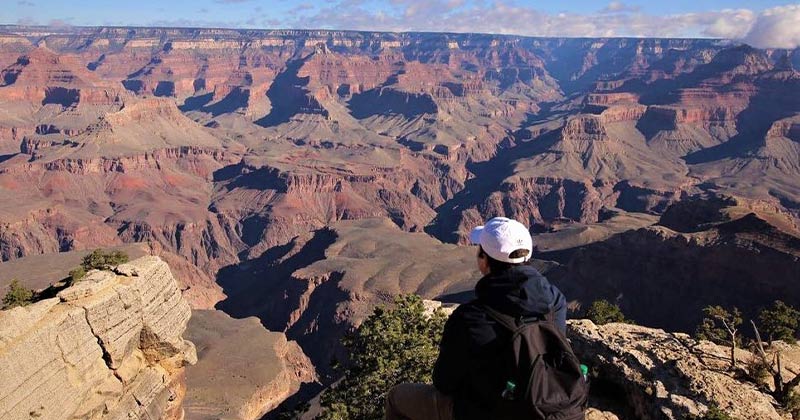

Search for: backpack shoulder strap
xmin=480 ymin=304 xmax=554 ymax=332
xmin=480 ymin=304 xmax=519 ymax=332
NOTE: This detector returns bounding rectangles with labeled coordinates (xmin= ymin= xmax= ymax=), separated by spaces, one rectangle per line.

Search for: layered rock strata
xmin=554 ymin=202 xmax=800 ymax=333
xmin=0 ymin=256 xmax=197 ymax=420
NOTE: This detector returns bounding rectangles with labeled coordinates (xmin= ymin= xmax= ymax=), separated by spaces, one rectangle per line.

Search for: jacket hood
xmin=474 ymin=265 xmax=562 ymax=318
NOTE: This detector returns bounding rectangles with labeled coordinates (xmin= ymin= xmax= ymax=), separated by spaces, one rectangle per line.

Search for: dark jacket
xmin=432 ymin=265 xmax=567 ymax=420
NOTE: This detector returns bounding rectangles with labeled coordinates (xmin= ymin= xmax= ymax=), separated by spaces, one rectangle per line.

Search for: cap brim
xmin=469 ymin=226 xmax=484 ymax=245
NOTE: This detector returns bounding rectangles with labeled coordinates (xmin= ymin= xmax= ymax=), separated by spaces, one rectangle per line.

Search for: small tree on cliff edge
xmin=585 ymin=299 xmax=630 ymax=325
xmin=696 ymin=305 xmax=742 ymax=370
xmin=67 ymin=249 xmax=129 ymax=286
xmin=749 ymin=319 xmax=800 ymax=414
xmin=758 ymin=300 xmax=800 ymax=345
xmin=2 ymin=280 xmax=35 ymax=309
xmin=317 ymin=295 xmax=447 ymax=420
xmin=81 ymin=249 xmax=129 ymax=271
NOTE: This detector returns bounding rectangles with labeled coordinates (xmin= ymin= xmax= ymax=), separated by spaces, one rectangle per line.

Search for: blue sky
xmin=3 ymin=1 xmax=800 ymax=46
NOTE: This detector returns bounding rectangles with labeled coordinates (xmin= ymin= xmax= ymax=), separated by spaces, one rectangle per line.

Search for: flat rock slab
xmin=184 ymin=309 xmax=315 ymax=420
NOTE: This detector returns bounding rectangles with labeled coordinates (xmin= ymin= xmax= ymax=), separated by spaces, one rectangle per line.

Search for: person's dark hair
xmin=478 ymin=246 xmax=531 ymax=273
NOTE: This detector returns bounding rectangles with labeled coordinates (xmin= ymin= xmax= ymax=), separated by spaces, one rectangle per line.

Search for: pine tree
xmin=696 ymin=306 xmax=742 ymax=370
xmin=758 ymin=301 xmax=800 ymax=344
xmin=67 ymin=249 xmax=129 ymax=286
xmin=81 ymin=249 xmax=129 ymax=271
xmin=585 ymin=299 xmax=629 ymax=325
xmin=2 ymin=280 xmax=34 ymax=309
xmin=317 ymin=295 xmax=447 ymax=420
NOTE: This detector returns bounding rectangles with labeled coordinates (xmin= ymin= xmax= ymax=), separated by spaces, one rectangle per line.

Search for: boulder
xmin=0 ymin=256 xmax=196 ymax=420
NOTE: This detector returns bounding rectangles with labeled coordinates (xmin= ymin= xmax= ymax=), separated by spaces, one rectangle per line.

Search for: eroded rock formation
xmin=183 ymin=310 xmax=316 ymax=420
xmin=552 ymin=197 xmax=800 ymax=333
xmin=569 ymin=319 xmax=790 ymax=420
xmin=0 ymin=28 xmax=798 ymax=307
xmin=0 ymin=256 xmax=196 ymax=420
xmin=0 ymin=26 xmax=799 ymax=418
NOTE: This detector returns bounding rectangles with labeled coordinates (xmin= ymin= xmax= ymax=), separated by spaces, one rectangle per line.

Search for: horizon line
xmin=0 ymin=23 xmax=741 ymax=44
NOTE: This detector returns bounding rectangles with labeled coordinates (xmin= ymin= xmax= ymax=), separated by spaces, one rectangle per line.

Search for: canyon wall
xmin=0 ymin=256 xmax=196 ymax=420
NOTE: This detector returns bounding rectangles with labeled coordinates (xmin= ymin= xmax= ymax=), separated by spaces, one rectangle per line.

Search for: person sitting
xmin=385 ymin=217 xmax=575 ymax=420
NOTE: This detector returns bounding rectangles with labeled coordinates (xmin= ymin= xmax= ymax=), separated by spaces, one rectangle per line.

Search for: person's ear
xmin=477 ymin=251 xmax=490 ymax=274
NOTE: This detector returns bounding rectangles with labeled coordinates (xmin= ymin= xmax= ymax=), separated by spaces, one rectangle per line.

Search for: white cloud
xmin=702 ymin=9 xmax=755 ymax=39
xmin=149 ymin=18 xmax=250 ymax=28
xmin=288 ymin=1 xmax=768 ymax=39
xmin=742 ymin=5 xmax=800 ymax=49
xmin=601 ymin=2 xmax=640 ymax=14
xmin=124 ymin=1 xmax=800 ymax=48
xmin=606 ymin=2 xmax=625 ymax=12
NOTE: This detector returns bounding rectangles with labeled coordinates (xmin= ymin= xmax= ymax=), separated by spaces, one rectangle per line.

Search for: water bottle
xmin=501 ymin=380 xmax=516 ymax=400
xmin=580 ymin=364 xmax=590 ymax=388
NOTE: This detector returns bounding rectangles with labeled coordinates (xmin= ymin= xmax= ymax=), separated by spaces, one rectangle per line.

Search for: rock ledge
xmin=569 ymin=319 xmax=789 ymax=420
xmin=0 ymin=256 xmax=196 ymax=420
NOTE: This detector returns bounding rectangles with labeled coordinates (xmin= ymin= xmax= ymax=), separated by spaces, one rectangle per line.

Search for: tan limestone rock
xmin=568 ymin=319 xmax=790 ymax=420
xmin=586 ymin=408 xmax=621 ymax=420
xmin=0 ymin=256 xmax=196 ymax=420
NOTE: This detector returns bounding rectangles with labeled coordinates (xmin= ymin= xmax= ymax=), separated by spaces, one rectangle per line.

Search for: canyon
xmin=0 ymin=25 xmax=799 ymax=418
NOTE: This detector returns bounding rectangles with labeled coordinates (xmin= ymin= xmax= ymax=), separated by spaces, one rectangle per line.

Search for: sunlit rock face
xmin=0 ymin=256 xmax=196 ymax=420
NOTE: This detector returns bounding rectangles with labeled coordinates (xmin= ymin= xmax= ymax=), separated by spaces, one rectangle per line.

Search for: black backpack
xmin=481 ymin=305 xmax=588 ymax=420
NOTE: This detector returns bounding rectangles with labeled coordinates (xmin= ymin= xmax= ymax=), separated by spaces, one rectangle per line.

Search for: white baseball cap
xmin=469 ymin=217 xmax=533 ymax=264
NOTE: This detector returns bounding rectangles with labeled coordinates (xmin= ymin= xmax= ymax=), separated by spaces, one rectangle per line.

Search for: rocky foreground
xmin=298 ymin=301 xmax=798 ymax=419
xmin=570 ymin=320 xmax=795 ymax=420
xmin=2 ymin=256 xmax=799 ymax=419
xmin=0 ymin=256 xmax=196 ymax=420
xmin=0 ymin=255 xmax=318 ymax=420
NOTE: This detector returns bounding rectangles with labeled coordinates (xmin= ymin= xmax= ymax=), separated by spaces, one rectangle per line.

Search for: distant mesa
xmin=349 ymin=88 xmax=438 ymax=119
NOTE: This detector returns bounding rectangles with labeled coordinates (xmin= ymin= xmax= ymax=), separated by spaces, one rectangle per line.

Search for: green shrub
xmin=81 ymin=249 xmax=129 ymax=271
xmin=67 ymin=267 xmax=86 ymax=286
xmin=701 ymin=404 xmax=733 ymax=420
xmin=2 ymin=280 xmax=35 ymax=309
xmin=688 ymin=404 xmax=733 ymax=420
xmin=759 ymin=301 xmax=800 ymax=344
xmin=64 ymin=249 xmax=128 ymax=287
xmin=585 ymin=299 xmax=629 ymax=325
xmin=276 ymin=402 xmax=310 ymax=420
xmin=316 ymin=295 xmax=447 ymax=420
